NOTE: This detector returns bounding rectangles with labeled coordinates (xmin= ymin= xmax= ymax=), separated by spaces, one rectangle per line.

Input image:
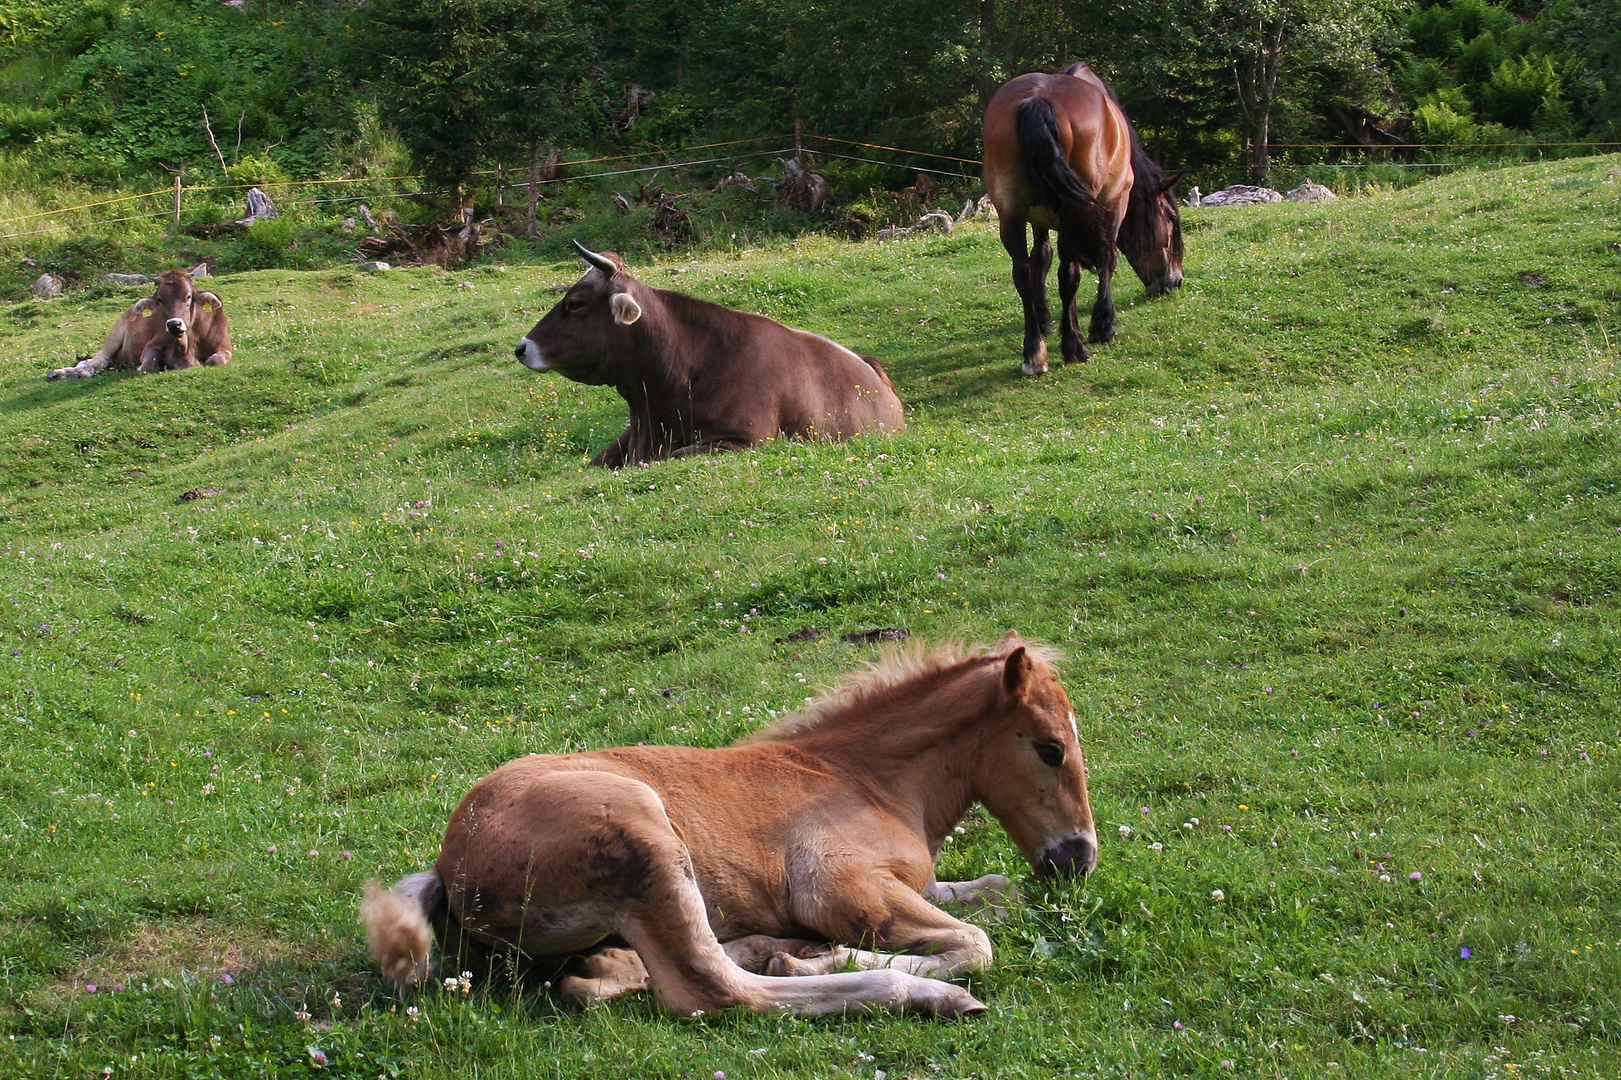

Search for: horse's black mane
xmin=1062 ymin=63 xmax=1180 ymax=258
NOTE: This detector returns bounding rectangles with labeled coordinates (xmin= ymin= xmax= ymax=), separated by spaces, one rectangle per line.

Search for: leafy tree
xmin=1203 ymin=0 xmax=1403 ymax=180
xmin=357 ymin=0 xmax=596 ymax=216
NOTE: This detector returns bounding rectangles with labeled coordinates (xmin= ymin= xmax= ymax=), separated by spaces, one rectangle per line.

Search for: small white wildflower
xmin=1211 ymin=889 xmax=1225 ymax=902
xmin=1149 ymin=842 xmax=1164 ymax=851
xmin=1118 ymin=825 xmax=1132 ymax=838
xmin=406 ymin=1005 xmax=420 ymax=1023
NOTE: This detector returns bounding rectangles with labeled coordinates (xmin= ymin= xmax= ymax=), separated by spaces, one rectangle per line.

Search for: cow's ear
xmin=135 ymin=298 xmax=155 ymax=316
xmin=196 ymin=291 xmax=223 ymax=313
xmin=610 ymin=292 xmax=643 ymax=326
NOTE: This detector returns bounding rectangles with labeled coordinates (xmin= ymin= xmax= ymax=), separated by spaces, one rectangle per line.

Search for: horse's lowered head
xmin=1120 ymin=167 xmax=1185 ymax=299
xmin=972 ymin=635 xmax=1098 ymax=877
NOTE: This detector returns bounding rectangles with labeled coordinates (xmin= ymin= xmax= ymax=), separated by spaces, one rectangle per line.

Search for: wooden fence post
xmin=173 ymin=175 xmax=182 ymax=225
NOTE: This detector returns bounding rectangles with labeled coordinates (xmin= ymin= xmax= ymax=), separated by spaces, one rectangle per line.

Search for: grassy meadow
xmin=1 ymin=156 xmax=1619 ymax=1078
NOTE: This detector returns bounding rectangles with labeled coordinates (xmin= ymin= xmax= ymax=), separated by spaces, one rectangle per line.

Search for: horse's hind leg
xmin=999 ymin=217 xmax=1049 ymax=375
xmin=1055 ymin=233 xmax=1090 ymax=364
xmin=1031 ymin=228 xmax=1054 ymax=337
xmin=1088 ymin=244 xmax=1120 ymax=345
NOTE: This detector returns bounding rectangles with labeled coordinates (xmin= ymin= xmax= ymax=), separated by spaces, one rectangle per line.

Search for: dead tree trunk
xmin=527 ymin=142 xmax=539 ymax=238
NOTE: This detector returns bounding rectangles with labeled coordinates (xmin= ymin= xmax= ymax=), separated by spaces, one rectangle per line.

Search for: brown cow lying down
xmin=515 ymin=241 xmax=904 ymax=467
xmin=48 ymin=269 xmax=231 ymax=380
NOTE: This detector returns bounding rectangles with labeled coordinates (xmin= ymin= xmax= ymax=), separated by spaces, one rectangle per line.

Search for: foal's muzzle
xmin=1036 ymin=831 xmax=1098 ymax=878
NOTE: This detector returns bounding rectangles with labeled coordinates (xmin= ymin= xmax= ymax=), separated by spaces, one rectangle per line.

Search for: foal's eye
xmin=1033 ymin=739 xmax=1065 ymax=768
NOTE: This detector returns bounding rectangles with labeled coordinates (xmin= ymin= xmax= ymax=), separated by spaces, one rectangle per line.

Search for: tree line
xmin=0 ymin=0 xmax=1615 ymax=200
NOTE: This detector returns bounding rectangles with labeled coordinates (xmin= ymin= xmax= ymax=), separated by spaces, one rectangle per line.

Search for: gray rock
xmin=103 ymin=273 xmax=152 ymax=287
xmin=31 ymin=274 xmax=63 ymax=299
xmin=356 ymin=260 xmax=391 ymax=273
xmin=875 ymin=226 xmax=913 ymax=242
xmin=1200 ymin=184 xmax=1284 ymax=207
xmin=917 ymin=211 xmax=954 ymax=234
xmin=977 ymin=195 xmax=998 ymax=219
xmin=1285 ymin=179 xmax=1337 ymax=202
xmin=957 ymin=198 xmax=976 ymax=223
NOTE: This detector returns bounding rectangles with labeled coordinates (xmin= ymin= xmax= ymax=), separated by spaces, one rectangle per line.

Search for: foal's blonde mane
xmin=741 ymin=637 xmax=1063 ymax=744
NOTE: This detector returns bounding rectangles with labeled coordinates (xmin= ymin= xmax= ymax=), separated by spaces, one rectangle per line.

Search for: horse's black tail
xmin=1015 ymin=96 xmax=1093 ymax=216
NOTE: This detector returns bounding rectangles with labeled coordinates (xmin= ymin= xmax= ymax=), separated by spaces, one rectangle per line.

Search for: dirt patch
xmin=50 ymin=917 xmax=330 ymax=995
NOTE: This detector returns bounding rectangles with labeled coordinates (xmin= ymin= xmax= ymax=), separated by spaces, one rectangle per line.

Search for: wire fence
xmin=3 ymin=133 xmax=1616 ymax=242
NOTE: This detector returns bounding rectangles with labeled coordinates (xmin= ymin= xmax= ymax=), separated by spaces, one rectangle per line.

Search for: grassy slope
xmin=0 ymin=157 xmax=1618 ymax=1079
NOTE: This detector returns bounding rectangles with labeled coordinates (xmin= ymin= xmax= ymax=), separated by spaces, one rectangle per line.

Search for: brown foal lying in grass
xmin=363 ymin=633 xmax=1098 ymax=1019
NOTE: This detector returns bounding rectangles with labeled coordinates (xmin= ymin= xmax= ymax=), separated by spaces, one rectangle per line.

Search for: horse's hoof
xmin=1021 ymin=359 xmax=1049 ymax=376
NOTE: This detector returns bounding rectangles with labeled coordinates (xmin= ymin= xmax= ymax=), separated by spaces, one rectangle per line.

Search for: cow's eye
xmin=565 ymin=297 xmax=585 ymax=313
xmin=1033 ymin=739 xmax=1065 ymax=768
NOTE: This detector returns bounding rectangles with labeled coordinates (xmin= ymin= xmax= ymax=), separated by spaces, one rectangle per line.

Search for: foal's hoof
xmin=913 ymin=979 xmax=988 ymax=1019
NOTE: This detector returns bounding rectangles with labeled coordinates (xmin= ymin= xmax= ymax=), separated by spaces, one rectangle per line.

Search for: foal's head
xmin=974 ymin=637 xmax=1097 ymax=877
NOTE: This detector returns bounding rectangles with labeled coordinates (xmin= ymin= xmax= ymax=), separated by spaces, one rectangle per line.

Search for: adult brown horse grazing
xmin=983 ymin=63 xmax=1184 ymax=374
xmin=363 ymin=633 xmax=1097 ymax=1019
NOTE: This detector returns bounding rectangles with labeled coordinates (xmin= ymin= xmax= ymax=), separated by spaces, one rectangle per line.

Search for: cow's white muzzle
xmin=515 ymin=338 xmax=548 ymax=371
xmin=166 ymin=318 xmax=187 ymax=337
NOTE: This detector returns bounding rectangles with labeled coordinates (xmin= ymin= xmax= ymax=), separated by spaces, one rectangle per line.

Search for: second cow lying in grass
xmin=515 ymin=241 xmax=904 ymax=466
xmin=48 ymin=269 xmax=231 ymax=380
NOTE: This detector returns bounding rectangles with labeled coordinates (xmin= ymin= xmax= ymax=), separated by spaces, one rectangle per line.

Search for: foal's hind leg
xmin=560 ymin=946 xmax=649 ymax=1005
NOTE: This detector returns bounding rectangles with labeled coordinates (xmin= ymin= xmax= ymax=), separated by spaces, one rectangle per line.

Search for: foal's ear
xmin=1002 ymin=646 xmax=1033 ymax=699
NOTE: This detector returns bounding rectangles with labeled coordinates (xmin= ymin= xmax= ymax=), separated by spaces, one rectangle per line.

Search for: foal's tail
xmin=361 ymin=870 xmax=445 ymax=989
xmin=1015 ymin=95 xmax=1093 ymax=216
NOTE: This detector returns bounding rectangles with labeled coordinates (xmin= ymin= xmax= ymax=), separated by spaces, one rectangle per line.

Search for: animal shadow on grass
xmin=899 ymin=329 xmax=1032 ymax=411
xmin=0 ymin=365 xmax=134 ymax=415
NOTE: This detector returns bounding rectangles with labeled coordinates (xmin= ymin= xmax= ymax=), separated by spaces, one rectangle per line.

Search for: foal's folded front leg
xmin=773 ymin=877 xmax=995 ymax=979
xmin=926 ymin=874 xmax=1019 ymax=922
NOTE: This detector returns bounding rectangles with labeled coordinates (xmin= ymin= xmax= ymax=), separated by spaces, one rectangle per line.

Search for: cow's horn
xmin=572 ymin=240 xmax=619 ymax=277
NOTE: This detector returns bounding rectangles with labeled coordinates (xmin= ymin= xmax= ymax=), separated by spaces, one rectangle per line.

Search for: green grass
xmin=1 ymin=155 xmax=1619 ymax=1079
